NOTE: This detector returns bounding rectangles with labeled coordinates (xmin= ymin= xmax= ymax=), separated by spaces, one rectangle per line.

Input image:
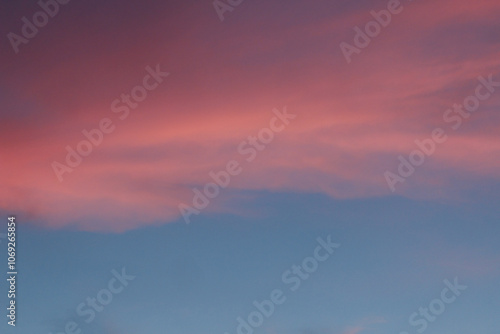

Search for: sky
xmin=0 ymin=0 xmax=499 ymax=333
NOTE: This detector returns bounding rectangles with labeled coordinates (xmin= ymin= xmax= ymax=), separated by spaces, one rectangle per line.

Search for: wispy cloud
xmin=1 ymin=0 xmax=499 ymax=231
xmin=342 ymin=316 xmax=387 ymax=334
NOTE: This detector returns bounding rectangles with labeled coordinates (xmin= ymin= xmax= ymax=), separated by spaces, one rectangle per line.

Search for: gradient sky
xmin=0 ymin=0 xmax=499 ymax=333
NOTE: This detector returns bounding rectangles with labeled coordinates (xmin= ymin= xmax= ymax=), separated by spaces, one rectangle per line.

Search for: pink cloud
xmin=342 ymin=317 xmax=387 ymax=334
xmin=1 ymin=0 xmax=499 ymax=231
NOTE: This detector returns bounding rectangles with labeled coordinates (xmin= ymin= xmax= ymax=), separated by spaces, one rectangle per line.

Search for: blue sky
xmin=1 ymin=191 xmax=499 ymax=334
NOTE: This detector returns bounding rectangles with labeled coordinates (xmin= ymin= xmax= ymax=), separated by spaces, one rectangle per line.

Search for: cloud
xmin=1 ymin=0 xmax=499 ymax=231
xmin=342 ymin=317 xmax=387 ymax=334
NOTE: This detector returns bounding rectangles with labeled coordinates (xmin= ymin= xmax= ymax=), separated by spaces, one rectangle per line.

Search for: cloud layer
xmin=1 ymin=0 xmax=499 ymax=231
